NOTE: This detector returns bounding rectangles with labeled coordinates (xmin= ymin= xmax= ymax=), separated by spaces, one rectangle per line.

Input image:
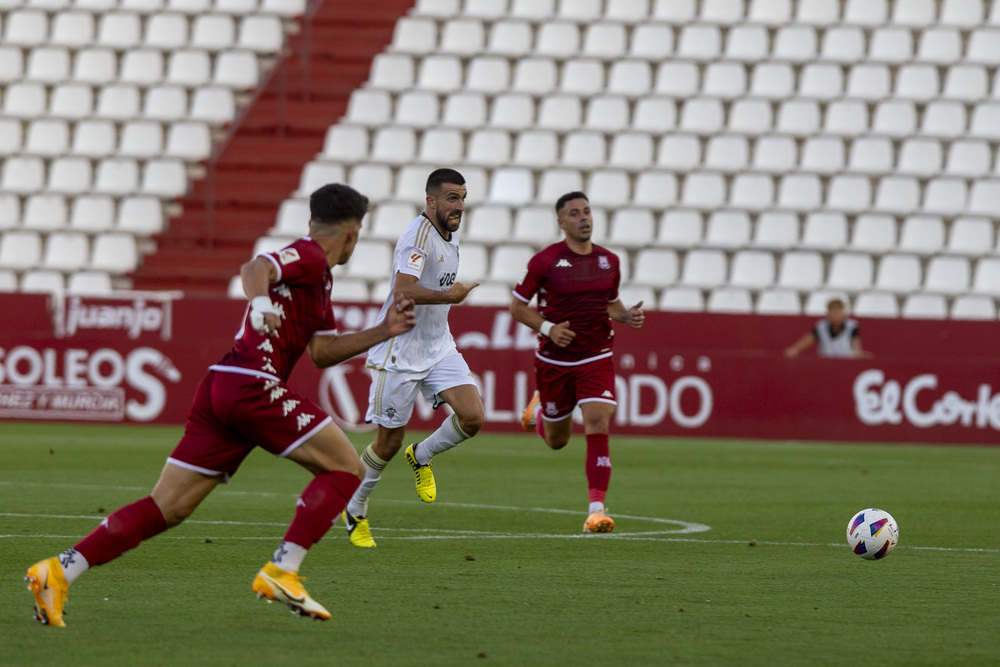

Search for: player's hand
xmin=448 ymin=281 xmax=479 ymax=304
xmin=625 ymin=301 xmax=645 ymax=329
xmin=550 ymin=321 xmax=576 ymax=348
xmin=386 ymin=296 xmax=416 ymax=336
xmin=250 ymin=296 xmax=281 ymax=336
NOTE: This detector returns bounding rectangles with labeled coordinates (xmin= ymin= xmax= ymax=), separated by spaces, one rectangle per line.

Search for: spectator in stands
xmin=511 ymin=191 xmax=645 ymax=534
xmin=785 ymin=298 xmax=867 ymax=358
xmin=26 ymin=184 xmax=416 ymax=627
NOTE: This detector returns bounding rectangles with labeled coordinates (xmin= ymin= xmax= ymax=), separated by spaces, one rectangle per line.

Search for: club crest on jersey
xmin=598 ymin=255 xmax=610 ymax=269
xmin=407 ymin=251 xmax=425 ymax=271
xmin=545 ymin=401 xmax=558 ymax=415
xmin=278 ymin=248 xmax=300 ymax=265
xmin=556 ymin=259 xmax=572 ymax=268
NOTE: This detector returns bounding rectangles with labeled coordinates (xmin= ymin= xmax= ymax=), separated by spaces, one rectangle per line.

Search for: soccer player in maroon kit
xmin=25 ymin=184 xmax=416 ymax=626
xmin=510 ymin=191 xmax=645 ymax=533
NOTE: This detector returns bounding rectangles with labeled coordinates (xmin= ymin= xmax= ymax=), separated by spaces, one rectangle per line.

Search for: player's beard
xmin=435 ymin=209 xmax=462 ymax=233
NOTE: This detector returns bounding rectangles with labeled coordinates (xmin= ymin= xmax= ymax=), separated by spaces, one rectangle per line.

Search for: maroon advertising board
xmin=1 ymin=292 xmax=998 ymax=445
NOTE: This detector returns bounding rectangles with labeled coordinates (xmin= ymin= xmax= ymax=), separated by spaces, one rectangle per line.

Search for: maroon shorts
xmin=168 ymin=369 xmax=331 ymax=479
xmin=534 ymin=355 xmax=617 ymax=421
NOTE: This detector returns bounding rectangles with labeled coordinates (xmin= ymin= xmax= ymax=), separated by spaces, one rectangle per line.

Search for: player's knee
xmin=546 ymin=434 xmax=570 ymax=450
xmin=458 ymin=410 xmax=484 ymax=437
xmin=343 ymin=457 xmax=365 ymax=480
xmin=160 ymin=504 xmax=194 ymax=528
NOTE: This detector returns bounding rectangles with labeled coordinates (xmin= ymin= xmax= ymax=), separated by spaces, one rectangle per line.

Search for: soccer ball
xmin=846 ymin=508 xmax=899 ymax=560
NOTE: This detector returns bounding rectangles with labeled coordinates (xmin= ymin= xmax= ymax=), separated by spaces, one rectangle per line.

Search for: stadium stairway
xmin=130 ymin=0 xmax=414 ymax=296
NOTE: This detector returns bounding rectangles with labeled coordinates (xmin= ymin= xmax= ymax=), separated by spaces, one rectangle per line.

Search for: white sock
xmin=58 ymin=547 xmax=89 ymax=585
xmin=347 ymin=444 xmax=388 ymax=517
xmin=589 ymin=501 xmax=606 ymax=515
xmin=271 ymin=541 xmax=307 ymax=573
xmin=414 ymin=414 xmax=471 ymax=465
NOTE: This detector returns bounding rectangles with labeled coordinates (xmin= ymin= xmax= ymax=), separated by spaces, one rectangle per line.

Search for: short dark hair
xmin=827 ymin=298 xmax=846 ymax=310
xmin=425 ymin=168 xmax=465 ymax=195
xmin=309 ymin=183 xmax=369 ymax=224
xmin=555 ymin=191 xmax=589 ymax=213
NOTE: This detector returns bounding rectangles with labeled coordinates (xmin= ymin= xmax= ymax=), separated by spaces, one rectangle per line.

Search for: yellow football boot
xmin=405 ymin=443 xmax=436 ymax=503
xmin=26 ymin=557 xmax=69 ymax=627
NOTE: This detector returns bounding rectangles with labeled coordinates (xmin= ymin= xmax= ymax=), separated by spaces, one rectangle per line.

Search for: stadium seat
xmin=824 ymin=99 xmax=868 ymax=136
xmin=632 ymin=171 xmax=677 ymax=210
xmin=190 ymin=86 xmax=235 ymax=124
xmin=143 ymin=85 xmax=188 ymax=121
xmin=973 ymin=258 xmax=1000 ymax=295
xmin=96 ymin=84 xmax=141 ymax=120
xmin=120 ymin=49 xmax=165 ymax=86
xmin=607 ymin=209 xmax=656 ymax=249
xmin=0 ymin=45 xmax=24 ymax=83
xmin=729 ymin=98 xmax=772 ymax=134
xmin=725 ymin=25 xmax=768 ymax=61
xmin=562 ymin=131 xmax=606 ymax=169
xmin=875 ymin=254 xmax=922 ymax=293
xmin=922 ymin=177 xmax=968 ymax=214
xmin=418 ymin=128 xmax=463 ymax=165
xmin=874 ymin=176 xmax=920 ymax=214
xmin=418 ymin=55 xmax=463 ymax=92
xmin=509 ymin=0 xmax=554 ymax=19
xmin=680 ymin=249 xmax=727 ymax=288
xmin=631 ymin=24 xmax=673 ymax=59
xmin=776 ymin=100 xmax=820 ymax=136
xmin=854 ymin=291 xmax=899 ymax=317
xmin=71 ymin=120 xmax=116 ymax=158
xmin=752 ymin=136 xmax=796 ymax=173
xmin=801 ymin=212 xmax=847 ymax=249
xmin=70 ymin=195 xmax=116 ymax=233
xmin=609 ymin=133 xmax=653 ymax=169
xmin=850 ymin=215 xmax=897 ymax=253
xmin=967 ymin=29 xmax=1000 ymax=65
xmin=799 ymin=63 xmax=843 ymax=99
xmin=119 ymin=120 xmax=164 ymax=158
xmin=969 ymin=103 xmax=1000 ymax=140
xmin=513 ymin=131 xmax=558 ymax=168
xmin=871 ymin=101 xmax=917 ymax=138
xmin=344 ymin=240 xmax=392 ymax=281
xmin=902 ymin=294 xmax=948 ymax=319
xmin=0 ymin=194 xmax=21 ymax=230
xmin=489 ymin=168 xmax=534 ymax=205
xmin=25 ymin=119 xmax=70 ymax=157
xmin=944 ymin=140 xmax=990 ymax=177
xmin=917 ymin=28 xmax=962 ymax=64
xmin=3 ymin=82 xmax=47 ymax=118
xmin=513 ymin=58 xmax=558 ymax=94
xmin=538 ymin=169 xmax=583 ymax=205
xmin=321 ymin=125 xmax=368 ymax=162
xmin=654 ymin=62 xmax=699 ymax=98
xmin=272 ymin=199 xmax=309 ymax=236
xmin=512 ymin=206 xmax=559 ymax=244
xmin=777 ymin=251 xmax=823 ymax=290
xmin=238 ymin=15 xmax=282 ymax=53
xmin=442 ymin=92 xmax=487 ymax=128
xmin=20 ymin=270 xmax=65 ymax=296
xmin=968 ymin=179 xmax=1000 ymax=215
xmin=117 ymin=196 xmax=164 ymax=235
xmin=679 ymin=98 xmax=724 ymax=133
xmin=97 ymin=12 xmax=143 ymax=49
xmin=560 ymin=60 xmax=605 ymax=96
xmin=677 ymin=25 xmax=721 ymax=61
xmin=146 ymin=12 xmax=189 ymax=49
xmin=73 ymin=48 xmax=117 ymax=85
xmin=772 ymin=25 xmax=816 ymax=62
xmin=51 ymin=11 xmax=94 ymax=48
xmin=43 ymin=232 xmax=90 ymax=271
xmin=369 ymin=202 xmax=418 ymax=242
xmin=922 ymin=101 xmax=967 ymax=138
xmin=924 ymin=256 xmax=971 ymax=295
xmin=94 ymin=158 xmax=140 ymax=196
xmin=731 ymin=173 xmax=775 ymax=211
xmin=1 ymin=156 xmax=45 ymax=193
xmin=347 ymin=164 xmax=392 ymax=203
xmin=827 ymin=253 xmax=873 ymax=291
xmin=608 ymin=60 xmax=653 ymax=96
xmin=141 ymin=159 xmax=187 ymax=197
xmin=0 ymin=230 xmax=43 ymax=270
xmin=897 ymin=139 xmax=943 ymax=176
xmin=4 ymin=9 xmax=49 ymax=47
xmin=633 ymin=248 xmax=678 ymax=287
xmin=750 ymin=62 xmax=794 ymax=99
xmin=729 ymin=249 xmax=775 ymax=288
xmin=951 ymin=295 xmax=996 ymax=319
xmin=753 ymin=211 xmax=798 ymax=249
xmin=704 ymin=135 xmax=749 ymax=172
xmin=465 ymin=282 xmax=516 ymax=306
xmin=23 ymin=194 xmax=67 ymax=230
xmin=657 ymin=134 xmax=701 ymax=171
xmin=587 ymin=170 xmax=631 ymax=209
xmin=67 ymin=271 xmax=113 ymax=295
xmin=844 ymin=0 xmax=886 ymax=24
xmin=943 ymin=65 xmax=988 ymax=101
xmin=489 ymin=245 xmax=534 ymax=283
xmin=948 ymin=217 xmax=993 ymax=256
xmin=898 ymin=216 xmax=945 ymax=255
xmin=464 ymin=0 xmax=508 ymax=19
xmin=707 ymin=288 xmax=752 ymax=313
xmin=804 ymin=291 xmax=850 ymax=316
xmin=702 ymin=62 xmax=746 ymax=98
xmin=47 ymin=156 xmax=92 ymax=194
xmin=371 ymin=127 xmax=416 ymax=164
xmin=847 ymin=137 xmax=893 ymax=174
xmin=486 ymin=20 xmax=532 ymax=56
xmin=26 ymin=46 xmax=71 ymax=84
xmin=800 ymin=136 xmax=844 ymax=174
xmin=940 ymin=0 xmax=983 ymax=26
xmin=821 ymin=26 xmax=864 ymax=63
xmin=756 ymin=288 xmax=801 ymax=314
xmin=585 ymin=95 xmax=630 ymax=131
xmin=489 ymin=93 xmax=534 ymax=129
xmin=368 ymin=54 xmax=413 ymax=91
xmin=329 ymin=279 xmax=369 ymax=303
xmin=870 ymin=27 xmax=912 ymax=63
xmin=391 ymin=17 xmax=436 ymax=54
xmin=680 ymin=172 xmax=726 ymax=210
xmin=776 ymin=174 xmax=821 ymax=211
xmin=464 ymin=205 xmax=511 ymax=245
xmin=658 ymin=287 xmax=705 ymax=312
xmin=537 ymin=95 xmax=582 ymax=131
xmin=536 ymin=21 xmax=580 ymax=58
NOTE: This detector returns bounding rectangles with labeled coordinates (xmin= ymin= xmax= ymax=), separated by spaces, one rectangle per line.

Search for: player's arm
xmin=510 ymin=296 xmax=576 ymax=348
xmin=240 ymin=256 xmax=281 ymax=335
xmin=393 ymin=271 xmax=478 ymax=305
xmin=308 ymin=297 xmax=416 ymax=368
xmin=784 ymin=331 xmax=816 ymax=358
xmin=851 ymin=331 xmax=871 ymax=359
xmin=608 ymin=299 xmax=645 ymax=328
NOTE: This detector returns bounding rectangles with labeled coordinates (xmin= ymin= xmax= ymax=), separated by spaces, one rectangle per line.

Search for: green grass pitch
xmin=1 ymin=421 xmax=998 ymax=666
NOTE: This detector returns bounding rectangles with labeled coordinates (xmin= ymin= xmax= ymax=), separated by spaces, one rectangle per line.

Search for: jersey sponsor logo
xmin=556 ymin=259 xmax=572 ymax=268
xmin=296 ymin=413 xmax=315 ymax=431
xmin=407 ymin=251 xmax=426 ymax=272
xmin=277 ymin=248 xmax=300 ymax=265
xmin=598 ymin=255 xmax=610 ymax=269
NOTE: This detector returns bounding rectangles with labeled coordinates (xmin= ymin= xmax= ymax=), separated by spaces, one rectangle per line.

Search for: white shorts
xmin=365 ymin=350 xmax=478 ymax=428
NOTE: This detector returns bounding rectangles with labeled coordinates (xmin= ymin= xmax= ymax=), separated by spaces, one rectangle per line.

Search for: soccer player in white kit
xmin=342 ymin=168 xmax=484 ymax=547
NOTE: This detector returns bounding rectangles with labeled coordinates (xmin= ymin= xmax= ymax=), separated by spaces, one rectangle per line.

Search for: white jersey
xmin=367 ymin=214 xmax=461 ymax=373
xmin=814 ymin=318 xmax=859 ymax=357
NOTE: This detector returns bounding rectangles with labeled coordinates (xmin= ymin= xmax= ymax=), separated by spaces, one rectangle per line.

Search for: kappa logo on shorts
xmin=269 ymin=385 xmax=287 ymax=402
xmin=555 ymin=259 xmax=572 ymax=268
xmin=545 ymin=401 xmax=558 ymax=415
xmin=602 ymin=390 xmax=614 ymax=398
xmin=257 ymin=339 xmax=274 ymax=353
xmin=281 ymin=398 xmax=300 ymax=416
xmin=274 ymin=284 xmax=292 ymax=300
xmin=296 ymin=413 xmax=315 ymax=431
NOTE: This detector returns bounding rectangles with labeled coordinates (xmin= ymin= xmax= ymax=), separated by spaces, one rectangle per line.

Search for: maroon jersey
xmin=513 ymin=241 xmax=621 ymax=365
xmin=213 ymin=237 xmax=337 ymax=382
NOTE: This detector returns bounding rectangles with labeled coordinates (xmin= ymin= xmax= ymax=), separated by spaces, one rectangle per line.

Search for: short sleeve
xmin=264 ymin=240 xmax=326 ymax=285
xmin=513 ymin=251 xmax=545 ymax=302
xmin=397 ymin=245 xmax=427 ymax=280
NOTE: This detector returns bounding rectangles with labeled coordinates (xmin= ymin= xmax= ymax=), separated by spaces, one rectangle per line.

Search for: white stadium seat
xmin=756 ymin=289 xmax=801 ymax=314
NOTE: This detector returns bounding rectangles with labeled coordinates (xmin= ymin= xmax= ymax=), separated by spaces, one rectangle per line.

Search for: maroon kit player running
xmin=25 ymin=184 xmax=415 ymax=626
xmin=511 ymin=191 xmax=645 ymax=533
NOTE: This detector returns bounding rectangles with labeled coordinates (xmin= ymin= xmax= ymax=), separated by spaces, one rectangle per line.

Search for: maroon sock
xmin=535 ymin=406 xmax=545 ymax=439
xmin=283 ymin=470 xmax=360 ymax=548
xmin=74 ymin=495 xmax=168 ymax=567
xmin=585 ymin=434 xmax=612 ymax=504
